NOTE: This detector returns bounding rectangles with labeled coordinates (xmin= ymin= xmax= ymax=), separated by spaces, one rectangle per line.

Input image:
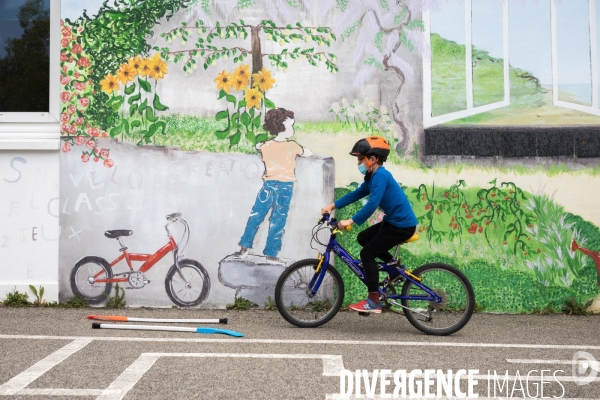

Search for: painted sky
xmin=431 ymin=0 xmax=594 ymax=85
xmin=61 ymin=0 xmax=105 ymax=22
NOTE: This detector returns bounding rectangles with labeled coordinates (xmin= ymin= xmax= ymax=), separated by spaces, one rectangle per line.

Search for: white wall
xmin=0 ymin=150 xmax=60 ymax=302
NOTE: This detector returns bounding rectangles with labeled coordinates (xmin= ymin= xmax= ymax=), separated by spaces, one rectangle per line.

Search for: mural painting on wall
xmin=57 ymin=0 xmax=599 ymax=313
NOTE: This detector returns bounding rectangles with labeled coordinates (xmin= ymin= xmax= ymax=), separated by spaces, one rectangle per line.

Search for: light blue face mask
xmin=358 ymin=163 xmax=368 ymax=175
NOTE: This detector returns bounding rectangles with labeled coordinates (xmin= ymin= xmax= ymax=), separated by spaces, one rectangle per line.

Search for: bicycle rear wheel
xmin=400 ymin=263 xmax=474 ymax=335
xmin=275 ymin=259 xmax=344 ymax=328
xmin=70 ymin=256 xmax=113 ymax=305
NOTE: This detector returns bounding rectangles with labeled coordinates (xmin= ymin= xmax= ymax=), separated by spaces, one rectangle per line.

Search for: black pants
xmin=357 ymin=221 xmax=416 ymax=292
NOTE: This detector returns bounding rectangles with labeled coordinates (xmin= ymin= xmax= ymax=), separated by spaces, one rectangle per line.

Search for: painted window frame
xmin=422 ymin=0 xmax=510 ymax=128
xmin=0 ymin=0 xmax=60 ymax=122
xmin=551 ymin=0 xmax=600 ymax=115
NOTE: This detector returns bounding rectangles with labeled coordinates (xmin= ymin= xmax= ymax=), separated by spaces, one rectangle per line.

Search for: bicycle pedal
xmin=358 ymin=312 xmax=371 ymax=317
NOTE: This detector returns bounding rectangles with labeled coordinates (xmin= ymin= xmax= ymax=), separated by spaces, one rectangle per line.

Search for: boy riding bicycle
xmin=321 ymin=136 xmax=417 ymax=314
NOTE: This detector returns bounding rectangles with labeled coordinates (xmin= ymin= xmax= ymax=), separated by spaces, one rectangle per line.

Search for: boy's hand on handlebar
xmin=337 ymin=219 xmax=354 ymax=230
xmin=321 ymin=203 xmax=335 ymax=216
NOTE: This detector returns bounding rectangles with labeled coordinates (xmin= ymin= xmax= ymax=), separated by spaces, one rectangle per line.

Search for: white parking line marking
xmin=97 ymin=353 xmax=344 ymax=400
xmin=0 ymin=339 xmax=91 ymax=395
xmin=507 ymin=358 xmax=600 ymax=372
xmin=97 ymin=354 xmax=160 ymax=400
xmin=16 ymin=389 xmax=104 ymax=396
xmin=1 ymin=334 xmax=599 ymax=350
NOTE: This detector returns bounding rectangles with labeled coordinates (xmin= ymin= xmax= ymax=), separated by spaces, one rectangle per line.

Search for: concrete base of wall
xmin=0 ymin=283 xmax=58 ymax=304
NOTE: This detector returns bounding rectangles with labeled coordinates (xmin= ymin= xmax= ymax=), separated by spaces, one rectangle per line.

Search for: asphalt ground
xmin=0 ymin=307 xmax=599 ymax=399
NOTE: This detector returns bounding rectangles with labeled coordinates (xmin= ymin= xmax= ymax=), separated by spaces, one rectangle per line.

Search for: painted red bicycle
xmin=70 ymin=213 xmax=210 ymax=307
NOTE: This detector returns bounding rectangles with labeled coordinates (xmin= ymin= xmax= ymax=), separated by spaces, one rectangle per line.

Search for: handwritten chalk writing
xmin=244 ymin=162 xmax=260 ymax=181
xmin=217 ymin=162 xmax=230 ymax=177
xmin=69 ymin=172 xmax=84 ymax=187
xmin=88 ymin=171 xmax=104 ymax=190
xmin=61 ymin=194 xmax=120 ymax=214
xmin=48 ymin=197 xmax=59 ymax=217
xmin=204 ymin=160 xmax=261 ymax=181
xmin=74 ymin=193 xmax=92 ymax=212
xmin=62 ymin=197 xmax=71 ymax=215
xmin=110 ymin=165 xmax=119 ymax=185
xmin=68 ymin=227 xmax=82 ymax=241
xmin=8 ymin=226 xmax=58 ymax=243
xmin=95 ymin=193 xmax=119 ymax=213
xmin=3 ymin=157 xmax=26 ymax=183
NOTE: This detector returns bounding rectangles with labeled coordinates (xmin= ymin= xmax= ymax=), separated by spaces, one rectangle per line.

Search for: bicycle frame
xmin=310 ymin=228 xmax=443 ymax=305
xmin=94 ymin=236 xmax=178 ymax=284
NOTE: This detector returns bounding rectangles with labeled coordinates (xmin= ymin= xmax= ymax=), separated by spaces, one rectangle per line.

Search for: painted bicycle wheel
xmin=165 ymin=259 xmax=210 ymax=307
xmin=70 ymin=256 xmax=113 ymax=305
xmin=401 ymin=263 xmax=474 ymax=336
xmin=275 ymin=259 xmax=344 ymax=328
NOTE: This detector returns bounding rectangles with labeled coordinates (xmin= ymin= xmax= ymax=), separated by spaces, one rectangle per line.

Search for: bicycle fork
xmin=308 ymin=252 xmax=330 ymax=297
xmin=172 ymin=248 xmax=191 ymax=284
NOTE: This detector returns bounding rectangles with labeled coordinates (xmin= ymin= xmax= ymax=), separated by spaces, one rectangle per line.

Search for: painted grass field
xmin=333 ymin=186 xmax=599 ymax=313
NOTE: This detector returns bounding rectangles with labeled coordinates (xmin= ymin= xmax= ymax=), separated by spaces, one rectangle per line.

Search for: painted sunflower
xmin=244 ymin=87 xmax=263 ymax=109
xmin=117 ymin=63 xmax=136 ymax=84
xmin=251 ymin=67 xmax=275 ymax=92
xmin=128 ymin=56 xmax=143 ymax=74
xmin=148 ymin=53 xmax=168 ymax=80
xmin=100 ymin=73 xmax=120 ymax=94
xmin=139 ymin=57 xmax=152 ymax=78
xmin=233 ymin=64 xmax=250 ymax=87
xmin=214 ymin=70 xmax=233 ymax=93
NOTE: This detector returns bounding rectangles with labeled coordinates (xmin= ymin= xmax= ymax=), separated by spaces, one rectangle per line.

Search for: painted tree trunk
xmin=571 ymin=240 xmax=600 ymax=286
xmin=250 ymin=25 xmax=263 ymax=75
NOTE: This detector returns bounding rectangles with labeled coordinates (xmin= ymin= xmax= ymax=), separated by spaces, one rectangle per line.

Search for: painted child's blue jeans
xmin=239 ymin=180 xmax=294 ymax=257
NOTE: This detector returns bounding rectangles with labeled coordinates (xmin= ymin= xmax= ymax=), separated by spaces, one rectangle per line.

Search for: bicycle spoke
xmin=275 ymin=259 xmax=344 ymax=328
xmin=401 ymin=263 xmax=474 ymax=335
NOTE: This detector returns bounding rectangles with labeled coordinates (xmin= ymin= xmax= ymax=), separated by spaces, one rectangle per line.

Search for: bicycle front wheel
xmin=165 ymin=259 xmax=211 ymax=307
xmin=275 ymin=259 xmax=344 ymax=328
xmin=70 ymin=256 xmax=113 ymax=305
xmin=401 ymin=263 xmax=474 ymax=336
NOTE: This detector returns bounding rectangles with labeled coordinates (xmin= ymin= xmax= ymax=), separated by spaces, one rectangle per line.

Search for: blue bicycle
xmin=275 ymin=213 xmax=475 ymax=335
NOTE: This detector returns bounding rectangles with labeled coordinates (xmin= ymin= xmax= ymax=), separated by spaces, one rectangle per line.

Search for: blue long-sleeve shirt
xmin=334 ymin=167 xmax=417 ymax=228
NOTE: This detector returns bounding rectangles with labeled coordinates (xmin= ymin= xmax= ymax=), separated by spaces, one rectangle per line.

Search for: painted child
xmin=232 ymin=108 xmax=312 ymax=263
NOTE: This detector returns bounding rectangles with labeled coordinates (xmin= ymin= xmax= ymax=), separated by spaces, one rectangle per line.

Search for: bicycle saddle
xmin=166 ymin=212 xmax=181 ymax=220
xmin=104 ymin=230 xmax=133 ymax=239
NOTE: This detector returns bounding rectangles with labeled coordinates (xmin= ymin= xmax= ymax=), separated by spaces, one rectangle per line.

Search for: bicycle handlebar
xmin=320 ymin=213 xmax=351 ymax=231
xmin=166 ymin=212 xmax=182 ymax=221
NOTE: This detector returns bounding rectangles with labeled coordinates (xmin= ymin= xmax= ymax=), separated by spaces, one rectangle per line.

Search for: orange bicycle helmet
xmin=350 ymin=136 xmax=391 ymax=159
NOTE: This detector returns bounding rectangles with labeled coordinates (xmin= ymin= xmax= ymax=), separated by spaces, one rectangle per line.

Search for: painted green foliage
xmin=333 ymin=183 xmax=599 ymax=313
xmin=67 ymin=0 xmax=190 ymax=130
xmin=159 ymin=16 xmax=338 ymax=148
xmin=412 ymin=178 xmax=537 ymax=255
